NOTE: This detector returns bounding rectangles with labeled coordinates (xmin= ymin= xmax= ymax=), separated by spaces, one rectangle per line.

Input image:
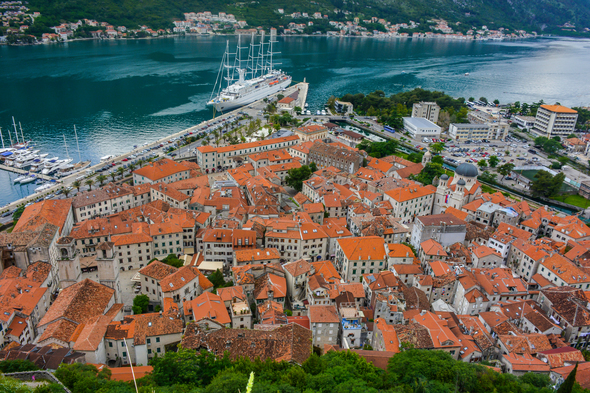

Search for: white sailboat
xmin=207 ymin=31 xmax=291 ymax=112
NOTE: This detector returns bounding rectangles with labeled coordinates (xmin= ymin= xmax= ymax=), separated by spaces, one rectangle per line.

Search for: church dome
xmin=457 ymin=179 xmax=466 ymax=186
xmin=455 ymin=163 xmax=479 ymax=177
xmin=440 ymin=174 xmax=449 ymax=180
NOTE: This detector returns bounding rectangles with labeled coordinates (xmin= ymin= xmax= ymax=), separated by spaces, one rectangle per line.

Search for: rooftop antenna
xmin=74 ymin=125 xmax=82 ymax=163
xmin=12 ymin=116 xmax=19 ymax=145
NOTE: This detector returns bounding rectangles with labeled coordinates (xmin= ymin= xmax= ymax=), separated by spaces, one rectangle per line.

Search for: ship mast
xmin=19 ymin=122 xmax=25 ymax=145
xmin=12 ymin=116 xmax=19 ymax=145
xmin=63 ymin=134 xmax=69 ymax=159
xmin=74 ymin=125 xmax=82 ymax=163
xmin=0 ymin=127 xmax=4 ymax=149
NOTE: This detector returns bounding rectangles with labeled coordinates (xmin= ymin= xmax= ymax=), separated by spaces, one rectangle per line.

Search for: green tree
xmin=84 ymin=178 xmax=95 ymax=191
xmin=109 ymin=171 xmax=117 ymax=182
xmin=468 ymin=97 xmax=475 ymax=102
xmin=72 ymin=180 xmax=81 ymax=192
xmin=493 ymin=99 xmax=500 ymax=105
xmin=430 ymin=142 xmax=445 ymax=154
xmin=557 ymin=363 xmax=577 ymax=393
xmin=204 ymin=369 xmax=249 ymax=393
xmin=161 ymin=253 xmax=183 ymax=268
xmin=62 ymin=188 xmax=71 ymax=198
xmin=54 ymin=363 xmax=111 ymax=392
xmin=208 ymin=269 xmax=231 ymax=289
xmin=498 ymin=163 xmax=515 ymax=180
xmin=414 ymin=163 xmax=445 ymax=185
xmin=530 ymin=170 xmax=565 ymax=198
xmin=478 ymin=159 xmax=487 ymax=169
xmin=479 ymin=97 xmax=488 ymax=103
xmin=488 ymin=155 xmax=499 ymax=168
xmin=132 ymin=294 xmax=149 ymax=314
xmin=0 ymin=359 xmax=39 ymax=373
xmin=285 ymin=165 xmax=313 ymax=192
xmin=116 ymin=166 xmax=125 ymax=179
xmin=12 ymin=205 xmax=25 ymax=223
xmin=0 ymin=375 xmax=32 ymax=393
xmin=558 ymin=156 xmax=569 ymax=166
xmin=96 ymin=174 xmax=107 ymax=186
xmin=431 ymin=155 xmax=444 ymax=165
xmin=309 ymin=162 xmax=318 ymax=173
xmin=150 ymin=348 xmax=231 ymax=387
xmin=519 ymin=372 xmax=551 ymax=388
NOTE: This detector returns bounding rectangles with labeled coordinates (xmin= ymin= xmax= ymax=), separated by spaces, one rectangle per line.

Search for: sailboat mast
xmin=19 ymin=122 xmax=25 ymax=145
xmin=225 ymin=41 xmax=231 ymax=90
xmin=63 ymin=134 xmax=69 ymax=159
xmin=12 ymin=116 xmax=19 ymax=145
xmin=0 ymin=127 xmax=4 ymax=149
xmin=74 ymin=125 xmax=82 ymax=163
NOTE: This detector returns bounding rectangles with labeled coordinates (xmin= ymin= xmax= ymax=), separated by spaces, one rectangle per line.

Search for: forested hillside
xmin=26 ymin=0 xmax=590 ymax=34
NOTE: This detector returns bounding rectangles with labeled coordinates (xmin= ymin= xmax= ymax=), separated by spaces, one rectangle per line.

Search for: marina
xmin=0 ymin=82 xmax=308 ymax=212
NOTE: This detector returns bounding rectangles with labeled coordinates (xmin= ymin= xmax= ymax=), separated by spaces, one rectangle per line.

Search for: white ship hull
xmin=209 ymin=77 xmax=292 ymax=112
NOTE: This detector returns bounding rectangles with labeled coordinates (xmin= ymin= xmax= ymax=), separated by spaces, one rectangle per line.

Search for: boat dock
xmin=0 ymin=164 xmax=56 ymax=181
xmin=0 ymin=82 xmax=309 ymax=213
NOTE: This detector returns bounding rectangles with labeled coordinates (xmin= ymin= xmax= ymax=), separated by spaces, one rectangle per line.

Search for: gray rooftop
xmin=403 ymin=117 xmax=440 ymax=128
xmin=450 ymin=123 xmax=490 ymax=129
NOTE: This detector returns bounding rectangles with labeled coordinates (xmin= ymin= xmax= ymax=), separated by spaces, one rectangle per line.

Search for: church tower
xmin=422 ymin=149 xmax=432 ymax=165
xmin=96 ymin=241 xmax=122 ymax=303
xmin=57 ymin=237 xmax=81 ymax=289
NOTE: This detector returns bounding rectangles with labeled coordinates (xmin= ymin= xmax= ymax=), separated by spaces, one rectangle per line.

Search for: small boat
xmin=35 ymin=183 xmax=54 ymax=193
xmin=465 ymin=73 xmax=470 ymax=76
xmin=14 ymin=174 xmax=29 ymax=183
xmin=20 ymin=175 xmax=37 ymax=184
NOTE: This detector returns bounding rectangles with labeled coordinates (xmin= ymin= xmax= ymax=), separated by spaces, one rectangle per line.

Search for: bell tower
xmin=57 ymin=237 xmax=81 ymax=289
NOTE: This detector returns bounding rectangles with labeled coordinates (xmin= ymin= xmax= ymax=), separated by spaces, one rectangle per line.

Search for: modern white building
xmin=513 ymin=115 xmax=536 ymax=130
xmin=532 ymin=105 xmax=578 ymax=137
xmin=449 ymin=123 xmax=490 ymax=141
xmin=402 ymin=117 xmax=441 ymax=138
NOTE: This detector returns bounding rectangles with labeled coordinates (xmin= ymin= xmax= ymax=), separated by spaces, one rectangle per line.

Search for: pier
xmin=0 ymin=164 xmax=56 ymax=181
xmin=0 ymin=82 xmax=309 ymax=213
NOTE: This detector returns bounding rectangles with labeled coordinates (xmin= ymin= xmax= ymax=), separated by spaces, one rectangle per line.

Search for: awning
xmin=197 ymin=261 xmax=224 ymax=272
xmin=1 ymin=152 xmax=13 ymax=157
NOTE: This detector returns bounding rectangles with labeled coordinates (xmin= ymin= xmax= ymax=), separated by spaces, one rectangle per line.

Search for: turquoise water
xmin=1 ymin=36 xmax=590 ymax=205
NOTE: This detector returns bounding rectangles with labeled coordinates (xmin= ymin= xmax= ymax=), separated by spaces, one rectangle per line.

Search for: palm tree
xmin=117 ymin=166 xmax=125 ymax=179
xmin=110 ymin=171 xmax=117 ymax=182
xmin=62 ymin=188 xmax=71 ymax=198
xmin=85 ymin=178 xmax=95 ymax=190
xmin=137 ymin=159 xmax=145 ymax=168
xmin=201 ymin=139 xmax=209 ymax=146
xmin=72 ymin=180 xmax=81 ymax=192
xmin=96 ymin=174 xmax=107 ymax=186
xmin=128 ymin=163 xmax=136 ymax=175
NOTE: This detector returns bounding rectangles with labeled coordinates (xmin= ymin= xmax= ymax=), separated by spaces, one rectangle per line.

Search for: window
xmin=121 ymin=342 xmax=125 ymax=347
xmin=156 ymin=337 xmax=160 ymax=343
xmin=147 ymin=338 xmax=151 ymax=344
xmin=109 ymin=342 xmax=113 ymax=348
xmin=122 ymin=352 xmax=127 ymax=357
xmin=157 ymin=347 xmax=161 ymax=353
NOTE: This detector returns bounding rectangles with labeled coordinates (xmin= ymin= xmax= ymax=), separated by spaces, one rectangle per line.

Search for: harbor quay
xmin=0 ymin=82 xmax=308 ymax=213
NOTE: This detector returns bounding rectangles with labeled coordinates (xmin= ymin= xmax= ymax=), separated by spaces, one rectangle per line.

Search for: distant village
xmin=1 ymin=1 xmax=537 ymax=45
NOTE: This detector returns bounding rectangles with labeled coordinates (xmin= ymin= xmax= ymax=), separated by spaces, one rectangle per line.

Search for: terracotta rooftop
xmin=181 ymin=322 xmax=312 ymax=365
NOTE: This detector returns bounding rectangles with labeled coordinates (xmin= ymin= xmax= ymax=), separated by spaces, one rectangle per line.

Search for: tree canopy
xmin=358 ymin=139 xmax=399 ymax=158
xmin=530 ymin=170 xmax=566 ymax=198
xmin=15 ymin=347 xmax=587 ymax=393
xmin=286 ymin=164 xmax=314 ymax=192
xmin=412 ymin=162 xmax=446 ymax=185
xmin=534 ymin=136 xmax=563 ymax=154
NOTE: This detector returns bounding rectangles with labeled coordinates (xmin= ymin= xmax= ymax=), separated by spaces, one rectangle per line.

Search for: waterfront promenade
xmin=0 ymin=82 xmax=308 ymax=213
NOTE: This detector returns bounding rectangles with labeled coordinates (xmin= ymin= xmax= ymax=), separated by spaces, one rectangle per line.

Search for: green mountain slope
xmin=27 ymin=0 xmax=590 ymax=33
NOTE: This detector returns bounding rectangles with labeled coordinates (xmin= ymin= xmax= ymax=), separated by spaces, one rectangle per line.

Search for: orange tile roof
xmin=421 ymin=239 xmax=447 ymax=256
xmin=133 ymin=158 xmax=191 ymax=181
xmin=385 ymin=185 xmax=435 ymax=202
xmin=303 ymin=202 xmax=324 ymax=214
xmin=217 ymin=286 xmax=246 ymax=303
xmin=235 ymin=248 xmax=280 ymax=263
xmin=412 ymin=311 xmax=460 ymax=349
xmin=310 ymin=260 xmax=341 ymax=283
xmin=540 ymin=104 xmax=577 ymax=114
xmin=14 ymin=199 xmax=72 ymax=234
xmin=139 ymin=261 xmax=178 ymax=280
xmin=160 ymin=266 xmax=211 ymax=293
xmin=502 ymin=352 xmax=551 ymax=372
xmin=387 ymin=243 xmax=415 ymax=258
xmin=337 ymin=236 xmax=386 ymax=260
xmin=198 ymin=135 xmax=299 ymax=154
xmin=309 ymin=305 xmax=339 ymax=323
xmin=541 ymin=254 xmax=588 ymax=284
xmin=444 ymin=206 xmax=468 ymax=221
xmin=429 ymin=261 xmax=451 ymax=277
xmin=297 ymin=124 xmax=327 ymax=134
xmin=185 ymin=292 xmax=231 ymax=325
xmin=283 ymin=259 xmax=312 ymax=277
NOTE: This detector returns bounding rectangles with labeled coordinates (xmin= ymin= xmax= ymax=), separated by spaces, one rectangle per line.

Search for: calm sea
xmin=0 ymin=35 xmax=589 ymax=205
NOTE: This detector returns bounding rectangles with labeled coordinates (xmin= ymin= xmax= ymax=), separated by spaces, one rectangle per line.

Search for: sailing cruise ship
xmin=207 ymin=31 xmax=292 ymax=112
